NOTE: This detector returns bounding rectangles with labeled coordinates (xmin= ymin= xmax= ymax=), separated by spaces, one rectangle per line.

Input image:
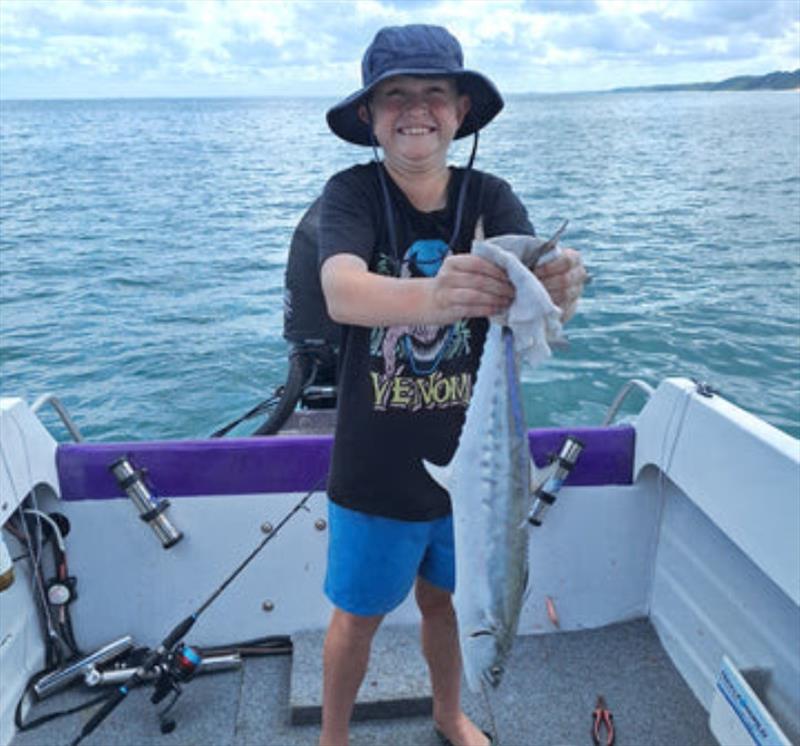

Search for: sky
xmin=0 ymin=0 xmax=798 ymax=100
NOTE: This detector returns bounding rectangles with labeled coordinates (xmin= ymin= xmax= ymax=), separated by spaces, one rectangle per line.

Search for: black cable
xmin=61 ymin=609 xmax=83 ymax=660
xmin=52 ymin=539 xmax=83 ymax=658
xmin=210 ymin=392 xmax=282 ymax=437
xmin=14 ymin=667 xmax=109 ymax=732
xmin=194 ymin=634 xmax=292 ymax=658
xmin=10 ymin=514 xmax=65 ymax=670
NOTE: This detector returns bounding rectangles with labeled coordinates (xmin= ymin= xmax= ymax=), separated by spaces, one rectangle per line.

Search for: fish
xmin=424 ymin=226 xmax=565 ymax=692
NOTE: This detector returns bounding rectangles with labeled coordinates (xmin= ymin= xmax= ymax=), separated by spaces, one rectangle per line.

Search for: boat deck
xmin=12 ymin=618 xmax=715 ymax=746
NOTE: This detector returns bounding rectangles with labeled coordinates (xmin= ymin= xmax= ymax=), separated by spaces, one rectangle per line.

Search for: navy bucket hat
xmin=327 ymin=24 xmax=504 ymax=146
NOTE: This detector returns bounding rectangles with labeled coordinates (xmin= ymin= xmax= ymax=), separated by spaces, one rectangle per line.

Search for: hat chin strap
xmin=451 ymin=131 xmax=479 ymax=251
xmin=366 ymin=109 xmax=480 ymax=273
xmin=366 ymin=116 xmax=401 ymax=269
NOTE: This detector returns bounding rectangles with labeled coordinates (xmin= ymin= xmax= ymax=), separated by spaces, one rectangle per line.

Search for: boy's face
xmin=359 ymin=76 xmax=471 ymax=167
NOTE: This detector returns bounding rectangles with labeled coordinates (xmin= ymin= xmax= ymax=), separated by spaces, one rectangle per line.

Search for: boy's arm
xmin=321 ymin=252 xmax=514 ymax=328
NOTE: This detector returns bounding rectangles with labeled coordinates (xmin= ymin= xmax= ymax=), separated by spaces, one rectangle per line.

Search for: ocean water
xmin=1 ymin=92 xmax=799 ymax=442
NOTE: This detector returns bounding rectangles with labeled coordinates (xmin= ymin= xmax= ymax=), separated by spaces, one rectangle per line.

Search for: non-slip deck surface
xmin=11 ymin=619 xmax=715 ymax=746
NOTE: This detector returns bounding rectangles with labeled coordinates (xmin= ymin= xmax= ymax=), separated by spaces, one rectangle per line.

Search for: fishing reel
xmin=150 ymin=643 xmax=202 ymax=734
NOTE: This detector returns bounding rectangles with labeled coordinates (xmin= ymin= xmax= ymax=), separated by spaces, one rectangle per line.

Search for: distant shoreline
xmin=609 ymin=68 xmax=800 ymax=94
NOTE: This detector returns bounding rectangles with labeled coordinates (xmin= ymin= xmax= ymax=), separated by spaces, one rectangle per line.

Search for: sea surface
xmin=1 ymin=92 xmax=799 ymax=441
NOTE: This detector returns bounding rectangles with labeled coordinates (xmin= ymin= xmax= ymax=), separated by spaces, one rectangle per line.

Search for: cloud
xmin=522 ymin=0 xmax=598 ymax=14
xmin=0 ymin=0 xmax=797 ymax=98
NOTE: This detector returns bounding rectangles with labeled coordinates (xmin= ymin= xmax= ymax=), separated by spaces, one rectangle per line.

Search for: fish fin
xmin=423 ymin=459 xmax=454 ymax=492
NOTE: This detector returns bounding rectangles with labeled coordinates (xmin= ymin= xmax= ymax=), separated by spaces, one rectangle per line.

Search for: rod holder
xmin=528 ymin=436 xmax=584 ymax=527
xmin=34 ymin=636 xmax=134 ymax=699
xmin=110 ymin=456 xmax=183 ymax=549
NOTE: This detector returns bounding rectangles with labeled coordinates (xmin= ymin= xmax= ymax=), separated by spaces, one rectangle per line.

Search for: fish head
xmin=462 ymin=627 xmax=506 ymax=691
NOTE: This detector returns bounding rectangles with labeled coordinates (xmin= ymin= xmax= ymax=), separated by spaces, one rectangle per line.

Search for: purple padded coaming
xmin=56 ymin=426 xmax=634 ymax=501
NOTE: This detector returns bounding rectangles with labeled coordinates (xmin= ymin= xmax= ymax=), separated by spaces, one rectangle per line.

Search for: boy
xmin=318 ymin=24 xmax=586 ymax=746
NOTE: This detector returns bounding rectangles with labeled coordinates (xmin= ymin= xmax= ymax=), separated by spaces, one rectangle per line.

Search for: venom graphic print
xmin=369 ymin=238 xmax=474 ymax=412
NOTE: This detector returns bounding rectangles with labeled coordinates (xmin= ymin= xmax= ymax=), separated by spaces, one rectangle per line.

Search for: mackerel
xmin=424 ymin=227 xmax=565 ymax=692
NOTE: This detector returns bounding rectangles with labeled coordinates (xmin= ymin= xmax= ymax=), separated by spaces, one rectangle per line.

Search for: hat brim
xmin=326 ymin=68 xmax=504 ymax=146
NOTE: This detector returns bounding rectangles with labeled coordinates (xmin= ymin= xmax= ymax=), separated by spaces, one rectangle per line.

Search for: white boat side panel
xmin=0 ymin=398 xmax=60 ymax=524
xmin=650 ymin=479 xmax=800 ymax=744
xmin=519 ymin=482 xmax=661 ymax=633
xmin=0 ymin=560 xmax=46 ymax=746
xmin=0 ymin=400 xmax=59 ymax=746
xmin=634 ymin=378 xmax=800 ymax=607
xmin=37 ymin=481 xmax=655 ymax=649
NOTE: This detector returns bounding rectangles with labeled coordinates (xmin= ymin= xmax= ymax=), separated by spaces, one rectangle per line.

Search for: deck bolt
xmin=262 ymin=600 xmax=275 ymax=612
xmin=261 ymin=522 xmax=273 ymax=535
xmin=314 ymin=519 xmax=327 ymax=531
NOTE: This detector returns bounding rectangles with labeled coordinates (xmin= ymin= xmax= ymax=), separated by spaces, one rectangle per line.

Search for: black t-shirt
xmin=319 ymin=162 xmax=534 ymax=521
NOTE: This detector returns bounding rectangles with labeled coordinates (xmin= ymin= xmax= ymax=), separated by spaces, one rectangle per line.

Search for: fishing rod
xmin=67 ymin=474 xmax=327 ymax=746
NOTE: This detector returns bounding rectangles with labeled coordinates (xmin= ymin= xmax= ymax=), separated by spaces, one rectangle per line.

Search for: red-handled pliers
xmin=592 ymin=695 xmax=615 ymax=745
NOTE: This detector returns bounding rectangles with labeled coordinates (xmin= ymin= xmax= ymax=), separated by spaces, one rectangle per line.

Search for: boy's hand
xmin=534 ymin=247 xmax=587 ymax=323
xmin=321 ymin=253 xmax=513 ymax=328
xmin=432 ymin=254 xmax=515 ymax=322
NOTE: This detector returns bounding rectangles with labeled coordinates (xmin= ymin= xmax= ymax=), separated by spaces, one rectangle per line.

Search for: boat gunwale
xmin=55 ymin=425 xmax=636 ymax=500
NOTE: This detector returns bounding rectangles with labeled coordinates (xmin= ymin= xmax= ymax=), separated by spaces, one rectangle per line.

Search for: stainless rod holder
xmin=528 ymin=436 xmax=584 ymax=527
xmin=34 ymin=636 xmax=134 ymax=699
xmin=109 ymin=456 xmax=183 ymax=549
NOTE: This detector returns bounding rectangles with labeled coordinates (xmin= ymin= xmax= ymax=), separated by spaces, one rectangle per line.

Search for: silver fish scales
xmin=424 ymin=227 xmax=566 ymax=692
xmin=426 ymin=322 xmax=531 ymax=691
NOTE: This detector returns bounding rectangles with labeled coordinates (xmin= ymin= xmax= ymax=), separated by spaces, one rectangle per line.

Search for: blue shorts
xmin=324 ymin=501 xmax=455 ymax=617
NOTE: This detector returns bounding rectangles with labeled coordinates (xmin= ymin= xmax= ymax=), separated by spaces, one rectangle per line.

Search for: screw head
xmin=261 ymin=522 xmax=273 ymax=535
xmin=314 ymin=519 xmax=327 ymax=531
xmin=262 ymin=600 xmax=275 ymax=612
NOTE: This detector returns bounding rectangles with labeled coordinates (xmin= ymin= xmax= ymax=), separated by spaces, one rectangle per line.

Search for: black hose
xmin=252 ymin=353 xmax=312 ymax=436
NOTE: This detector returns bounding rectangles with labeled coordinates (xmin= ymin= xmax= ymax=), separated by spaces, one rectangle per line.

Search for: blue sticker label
xmin=716 ymin=661 xmax=788 ymax=746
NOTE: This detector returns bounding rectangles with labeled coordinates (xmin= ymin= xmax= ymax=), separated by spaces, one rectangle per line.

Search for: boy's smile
xmin=360 ymin=76 xmax=471 ymax=169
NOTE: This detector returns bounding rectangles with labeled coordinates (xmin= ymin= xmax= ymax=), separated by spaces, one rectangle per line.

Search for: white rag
xmin=471 ymin=233 xmax=565 ymax=368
